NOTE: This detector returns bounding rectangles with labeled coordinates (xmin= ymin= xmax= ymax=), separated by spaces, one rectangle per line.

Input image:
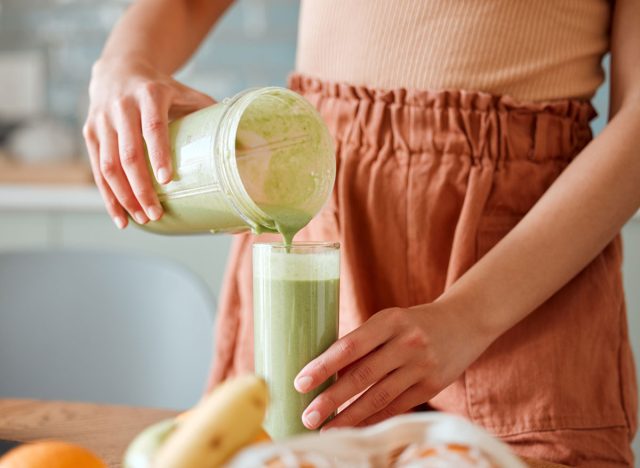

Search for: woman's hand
xmin=83 ymin=57 xmax=215 ymax=229
xmin=294 ymin=302 xmax=495 ymax=430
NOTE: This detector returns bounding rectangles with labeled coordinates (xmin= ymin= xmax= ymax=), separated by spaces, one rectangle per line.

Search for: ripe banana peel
xmin=154 ymin=374 xmax=269 ymax=468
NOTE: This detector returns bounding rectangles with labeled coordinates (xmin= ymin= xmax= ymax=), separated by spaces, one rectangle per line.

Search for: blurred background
xmin=0 ymin=0 xmax=638 ymax=456
xmin=0 ymin=0 xmax=299 ymax=290
xmin=0 ymin=0 xmax=299 ymax=410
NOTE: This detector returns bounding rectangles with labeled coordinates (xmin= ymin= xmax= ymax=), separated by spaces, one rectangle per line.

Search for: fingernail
xmin=134 ymin=211 xmax=148 ymax=224
xmin=147 ymin=205 xmax=163 ymax=221
xmin=294 ymin=375 xmax=313 ymax=393
xmin=303 ymin=410 xmax=321 ymax=429
xmin=114 ymin=217 xmax=126 ymax=230
xmin=157 ymin=168 xmax=171 ymax=184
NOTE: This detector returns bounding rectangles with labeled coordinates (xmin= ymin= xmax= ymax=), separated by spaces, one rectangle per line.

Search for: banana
xmin=154 ymin=374 xmax=269 ymax=468
xmin=123 ymin=418 xmax=177 ymax=468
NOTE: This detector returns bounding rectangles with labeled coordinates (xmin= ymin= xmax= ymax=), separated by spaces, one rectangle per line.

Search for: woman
xmin=83 ymin=1 xmax=639 ymax=465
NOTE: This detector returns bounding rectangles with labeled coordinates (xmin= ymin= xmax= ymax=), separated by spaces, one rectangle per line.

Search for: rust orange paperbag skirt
xmin=208 ymin=74 xmax=637 ymax=467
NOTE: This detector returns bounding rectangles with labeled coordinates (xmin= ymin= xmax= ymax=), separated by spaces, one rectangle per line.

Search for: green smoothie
xmin=253 ymin=243 xmax=340 ymax=440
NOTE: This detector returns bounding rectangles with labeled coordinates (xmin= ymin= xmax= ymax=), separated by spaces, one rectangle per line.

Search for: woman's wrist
xmin=92 ymin=54 xmax=154 ymax=76
xmin=432 ymin=281 xmax=509 ymax=345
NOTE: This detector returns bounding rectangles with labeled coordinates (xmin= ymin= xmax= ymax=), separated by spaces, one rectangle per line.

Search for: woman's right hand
xmin=83 ymin=57 xmax=215 ymax=229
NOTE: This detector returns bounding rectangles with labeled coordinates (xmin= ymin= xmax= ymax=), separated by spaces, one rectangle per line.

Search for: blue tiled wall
xmin=0 ymin=0 xmax=300 ymax=128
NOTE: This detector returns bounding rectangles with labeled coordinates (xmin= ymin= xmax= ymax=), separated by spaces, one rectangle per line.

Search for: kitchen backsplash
xmin=0 ymin=0 xmax=299 ymax=132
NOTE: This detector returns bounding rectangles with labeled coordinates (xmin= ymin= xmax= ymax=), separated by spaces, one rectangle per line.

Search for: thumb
xmin=168 ymin=81 xmax=216 ymax=119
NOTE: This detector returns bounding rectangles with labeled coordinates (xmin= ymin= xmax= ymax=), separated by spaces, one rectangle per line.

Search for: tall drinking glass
xmin=253 ymin=242 xmax=340 ymax=440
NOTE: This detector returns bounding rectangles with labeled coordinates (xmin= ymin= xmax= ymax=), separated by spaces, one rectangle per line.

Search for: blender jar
xmin=138 ymin=87 xmax=335 ymax=236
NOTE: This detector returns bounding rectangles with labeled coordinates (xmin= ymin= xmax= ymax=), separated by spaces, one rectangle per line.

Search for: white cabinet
xmin=0 ymin=191 xmax=232 ymax=302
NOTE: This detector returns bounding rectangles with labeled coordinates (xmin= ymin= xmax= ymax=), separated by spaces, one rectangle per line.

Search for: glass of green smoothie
xmin=253 ymin=242 xmax=340 ymax=440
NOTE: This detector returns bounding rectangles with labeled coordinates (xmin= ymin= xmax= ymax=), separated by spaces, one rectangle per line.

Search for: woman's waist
xmin=293 ymin=63 xmax=602 ymax=103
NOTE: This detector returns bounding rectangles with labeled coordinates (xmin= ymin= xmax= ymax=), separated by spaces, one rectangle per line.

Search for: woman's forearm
xmin=439 ymin=93 xmax=640 ymax=338
xmin=292 ymin=108 xmax=640 ymax=427
xmin=100 ymin=0 xmax=234 ymax=73
xmin=85 ymin=0 xmax=228 ymax=228
xmin=439 ymin=0 xmax=640 ymax=338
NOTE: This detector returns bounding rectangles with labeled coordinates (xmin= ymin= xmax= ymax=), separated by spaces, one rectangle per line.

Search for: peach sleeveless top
xmin=295 ymin=0 xmax=610 ymax=101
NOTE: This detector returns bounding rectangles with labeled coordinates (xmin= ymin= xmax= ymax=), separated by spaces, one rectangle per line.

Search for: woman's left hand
xmin=294 ymin=302 xmax=495 ymax=430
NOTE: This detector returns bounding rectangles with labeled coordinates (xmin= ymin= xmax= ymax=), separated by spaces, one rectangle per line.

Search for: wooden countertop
xmin=0 ymin=399 xmax=177 ymax=467
xmin=0 ymin=399 xmax=565 ymax=467
xmin=0 ymin=160 xmax=93 ymax=185
xmin=0 ymin=160 xmax=105 ymax=212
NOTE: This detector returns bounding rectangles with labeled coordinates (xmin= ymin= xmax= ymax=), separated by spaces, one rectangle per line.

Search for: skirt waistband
xmin=289 ymin=73 xmax=596 ymax=164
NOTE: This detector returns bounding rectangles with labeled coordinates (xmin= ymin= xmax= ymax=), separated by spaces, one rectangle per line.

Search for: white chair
xmin=0 ymin=250 xmax=216 ymax=410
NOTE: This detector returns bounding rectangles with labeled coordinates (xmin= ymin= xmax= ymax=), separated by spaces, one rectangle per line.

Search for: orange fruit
xmin=0 ymin=440 xmax=106 ymax=468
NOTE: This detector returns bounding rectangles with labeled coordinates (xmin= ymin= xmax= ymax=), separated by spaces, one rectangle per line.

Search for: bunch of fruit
xmin=124 ymin=374 xmax=270 ymax=468
xmin=0 ymin=375 xmax=268 ymax=468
